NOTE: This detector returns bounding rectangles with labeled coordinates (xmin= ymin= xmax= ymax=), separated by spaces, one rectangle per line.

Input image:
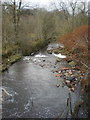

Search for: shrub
xmin=58 ymin=25 xmax=90 ymax=86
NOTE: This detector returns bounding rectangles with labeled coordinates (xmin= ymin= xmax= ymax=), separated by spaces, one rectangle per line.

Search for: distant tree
xmin=42 ymin=12 xmax=56 ymax=45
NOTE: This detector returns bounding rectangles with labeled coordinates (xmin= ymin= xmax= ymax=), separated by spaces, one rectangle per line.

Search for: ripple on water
xmin=9 ymin=112 xmax=21 ymax=118
xmin=34 ymin=107 xmax=56 ymax=118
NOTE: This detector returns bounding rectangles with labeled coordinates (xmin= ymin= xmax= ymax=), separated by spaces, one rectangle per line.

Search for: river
xmin=2 ymin=43 xmax=83 ymax=118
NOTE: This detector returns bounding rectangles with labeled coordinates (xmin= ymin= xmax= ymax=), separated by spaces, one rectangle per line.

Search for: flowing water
xmin=2 ymin=43 xmax=82 ymax=118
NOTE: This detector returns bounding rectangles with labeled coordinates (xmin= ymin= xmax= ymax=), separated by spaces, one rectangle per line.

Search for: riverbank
xmin=1 ymin=39 xmax=51 ymax=72
xmin=47 ymin=43 xmax=89 ymax=118
xmin=0 ymin=54 xmax=22 ymax=72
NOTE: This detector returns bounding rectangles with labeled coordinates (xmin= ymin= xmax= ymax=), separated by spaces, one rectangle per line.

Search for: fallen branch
xmin=80 ymin=61 xmax=88 ymax=68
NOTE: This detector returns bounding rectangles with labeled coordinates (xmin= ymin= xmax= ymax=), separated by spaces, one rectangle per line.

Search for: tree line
xmin=2 ymin=0 xmax=88 ymax=56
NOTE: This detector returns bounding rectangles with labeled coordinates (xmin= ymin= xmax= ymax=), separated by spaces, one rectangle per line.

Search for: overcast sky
xmin=2 ymin=0 xmax=89 ymax=10
xmin=23 ymin=0 xmax=53 ymax=9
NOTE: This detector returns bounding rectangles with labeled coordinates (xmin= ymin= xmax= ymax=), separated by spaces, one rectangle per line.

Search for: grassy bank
xmin=1 ymin=43 xmax=22 ymax=72
xmin=0 ymin=54 xmax=22 ymax=72
xmin=1 ymin=39 xmax=51 ymax=72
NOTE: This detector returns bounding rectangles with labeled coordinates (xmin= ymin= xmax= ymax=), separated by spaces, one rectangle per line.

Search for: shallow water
xmin=2 ymin=43 xmax=81 ymax=118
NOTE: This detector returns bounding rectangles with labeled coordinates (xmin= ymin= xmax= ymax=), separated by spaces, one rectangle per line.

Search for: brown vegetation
xmin=81 ymin=79 xmax=90 ymax=87
xmin=58 ymin=25 xmax=90 ymax=86
xmin=58 ymin=25 xmax=89 ymax=62
xmin=59 ymin=25 xmax=89 ymax=51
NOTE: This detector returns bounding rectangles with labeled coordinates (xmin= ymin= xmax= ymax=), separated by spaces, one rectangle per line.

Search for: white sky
xmin=24 ymin=0 xmax=53 ymax=9
xmin=2 ymin=0 xmax=89 ymax=10
xmin=3 ymin=0 xmax=54 ymax=5
xmin=2 ymin=0 xmax=53 ymax=10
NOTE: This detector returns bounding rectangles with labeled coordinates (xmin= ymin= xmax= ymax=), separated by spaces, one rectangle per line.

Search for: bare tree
xmin=69 ymin=1 xmax=77 ymax=29
xmin=13 ymin=0 xmax=22 ymax=39
xmin=51 ymin=0 xmax=70 ymax=20
xmin=77 ymin=1 xmax=89 ymax=14
xmin=70 ymin=1 xmax=77 ymax=17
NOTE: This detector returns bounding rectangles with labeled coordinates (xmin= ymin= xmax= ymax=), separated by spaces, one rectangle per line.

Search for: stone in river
xmin=64 ymin=72 xmax=69 ymax=77
xmin=61 ymin=67 xmax=70 ymax=70
xmin=68 ymin=70 xmax=73 ymax=75
xmin=56 ymin=84 xmax=60 ymax=87
xmin=69 ymin=61 xmax=77 ymax=67
xmin=65 ymin=80 xmax=70 ymax=84
xmin=56 ymin=58 xmax=62 ymax=62
xmin=56 ymin=74 xmax=62 ymax=77
xmin=70 ymin=87 xmax=75 ymax=92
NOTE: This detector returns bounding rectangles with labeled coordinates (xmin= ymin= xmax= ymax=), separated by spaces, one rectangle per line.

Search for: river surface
xmin=2 ymin=43 xmax=81 ymax=118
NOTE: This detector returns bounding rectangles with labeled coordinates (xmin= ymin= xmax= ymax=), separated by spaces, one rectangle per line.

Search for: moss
xmin=2 ymin=44 xmax=20 ymax=58
xmin=69 ymin=61 xmax=77 ymax=67
xmin=47 ymin=47 xmax=65 ymax=54
xmin=0 ymin=64 xmax=7 ymax=72
xmin=9 ymin=54 xmax=22 ymax=65
xmin=1 ymin=54 xmax=22 ymax=72
xmin=56 ymin=58 xmax=62 ymax=62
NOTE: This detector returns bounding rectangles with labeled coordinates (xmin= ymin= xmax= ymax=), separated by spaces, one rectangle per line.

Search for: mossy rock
xmin=0 ymin=64 xmax=7 ymax=72
xmin=69 ymin=61 xmax=77 ymax=67
xmin=63 ymin=51 xmax=70 ymax=55
xmin=1 ymin=54 xmax=22 ymax=72
xmin=55 ymin=48 xmax=64 ymax=54
xmin=9 ymin=54 xmax=21 ymax=65
xmin=60 ymin=49 xmax=70 ymax=55
xmin=47 ymin=50 xmax=52 ymax=54
xmin=47 ymin=47 xmax=65 ymax=54
xmin=56 ymin=58 xmax=62 ymax=62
